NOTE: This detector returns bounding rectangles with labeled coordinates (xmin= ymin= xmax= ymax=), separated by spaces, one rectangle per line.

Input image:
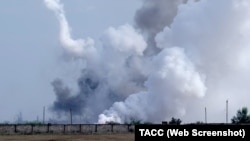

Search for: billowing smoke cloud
xmin=98 ymin=47 xmax=206 ymax=123
xmin=154 ymin=0 xmax=250 ymax=122
xmin=45 ymin=0 xmax=250 ymax=124
xmin=44 ymin=0 xmax=148 ymax=123
xmin=134 ymin=0 xmax=187 ymax=56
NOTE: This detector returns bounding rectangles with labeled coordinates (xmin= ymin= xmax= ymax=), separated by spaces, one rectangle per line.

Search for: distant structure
xmin=226 ymin=100 xmax=228 ymax=124
xmin=43 ymin=106 xmax=45 ymax=124
xmin=205 ymin=107 xmax=207 ymax=123
xmin=70 ymin=108 xmax=72 ymax=125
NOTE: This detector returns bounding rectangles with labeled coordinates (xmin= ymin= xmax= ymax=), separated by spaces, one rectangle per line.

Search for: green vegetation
xmin=231 ymin=107 xmax=250 ymax=124
xmin=162 ymin=117 xmax=182 ymax=125
xmin=195 ymin=121 xmax=204 ymax=124
xmin=125 ymin=119 xmax=153 ymax=125
xmin=105 ymin=121 xmax=120 ymax=125
xmin=169 ymin=117 xmax=182 ymax=125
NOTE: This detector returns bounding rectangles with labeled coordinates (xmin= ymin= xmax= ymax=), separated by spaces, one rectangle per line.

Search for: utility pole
xmin=226 ymin=100 xmax=228 ymax=124
xmin=43 ymin=106 xmax=45 ymax=124
xmin=205 ymin=107 xmax=207 ymax=124
xmin=70 ymin=108 xmax=72 ymax=125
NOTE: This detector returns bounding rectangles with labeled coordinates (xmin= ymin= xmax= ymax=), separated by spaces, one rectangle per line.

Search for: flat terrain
xmin=0 ymin=134 xmax=134 ymax=141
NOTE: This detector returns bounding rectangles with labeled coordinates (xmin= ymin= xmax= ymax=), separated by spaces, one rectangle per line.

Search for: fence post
xmin=111 ymin=124 xmax=113 ymax=132
xmin=14 ymin=124 xmax=17 ymax=133
xmin=95 ymin=124 xmax=97 ymax=133
xmin=31 ymin=124 xmax=33 ymax=134
xmin=63 ymin=125 xmax=66 ymax=134
xmin=47 ymin=123 xmax=50 ymax=133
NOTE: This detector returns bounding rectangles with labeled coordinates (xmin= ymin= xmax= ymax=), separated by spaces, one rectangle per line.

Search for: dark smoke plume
xmin=134 ymin=0 xmax=187 ymax=56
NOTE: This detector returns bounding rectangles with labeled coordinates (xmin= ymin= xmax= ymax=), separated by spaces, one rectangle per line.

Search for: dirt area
xmin=0 ymin=133 xmax=134 ymax=141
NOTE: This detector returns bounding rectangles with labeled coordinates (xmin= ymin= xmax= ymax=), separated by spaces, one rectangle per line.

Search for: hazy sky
xmin=2 ymin=0 xmax=250 ymax=124
xmin=0 ymin=0 xmax=142 ymax=122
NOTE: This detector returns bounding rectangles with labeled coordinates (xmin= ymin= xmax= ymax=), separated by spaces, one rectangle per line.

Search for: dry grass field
xmin=0 ymin=134 xmax=134 ymax=141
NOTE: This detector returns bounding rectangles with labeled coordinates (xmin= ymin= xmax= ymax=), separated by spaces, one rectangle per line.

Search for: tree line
xmin=169 ymin=107 xmax=250 ymax=124
xmin=126 ymin=107 xmax=250 ymax=125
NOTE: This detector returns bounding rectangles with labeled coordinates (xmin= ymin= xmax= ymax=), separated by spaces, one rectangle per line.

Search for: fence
xmin=0 ymin=124 xmax=135 ymax=135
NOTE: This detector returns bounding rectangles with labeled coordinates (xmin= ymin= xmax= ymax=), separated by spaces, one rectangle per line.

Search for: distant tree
xmin=143 ymin=121 xmax=153 ymax=125
xmin=24 ymin=122 xmax=43 ymax=126
xmin=169 ymin=117 xmax=182 ymax=125
xmin=231 ymin=107 xmax=250 ymax=124
xmin=129 ymin=119 xmax=142 ymax=125
xmin=105 ymin=121 xmax=120 ymax=125
xmin=195 ymin=121 xmax=204 ymax=125
xmin=124 ymin=118 xmax=142 ymax=125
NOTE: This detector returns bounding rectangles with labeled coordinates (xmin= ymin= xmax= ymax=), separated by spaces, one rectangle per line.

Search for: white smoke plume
xmin=44 ymin=0 xmax=95 ymax=57
xmin=44 ymin=0 xmax=250 ymax=124
xmin=154 ymin=0 xmax=250 ymax=123
xmin=98 ymin=47 xmax=206 ymax=123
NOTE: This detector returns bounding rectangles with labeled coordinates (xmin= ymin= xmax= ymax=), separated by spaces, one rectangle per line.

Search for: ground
xmin=0 ymin=133 xmax=134 ymax=141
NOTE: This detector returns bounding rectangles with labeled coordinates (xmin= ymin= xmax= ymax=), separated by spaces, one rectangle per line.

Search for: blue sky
xmin=0 ymin=0 xmax=142 ymax=122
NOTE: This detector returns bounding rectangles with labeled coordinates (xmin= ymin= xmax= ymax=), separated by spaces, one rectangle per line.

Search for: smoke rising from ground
xmin=98 ymin=47 xmax=206 ymax=123
xmin=45 ymin=0 xmax=250 ymax=123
